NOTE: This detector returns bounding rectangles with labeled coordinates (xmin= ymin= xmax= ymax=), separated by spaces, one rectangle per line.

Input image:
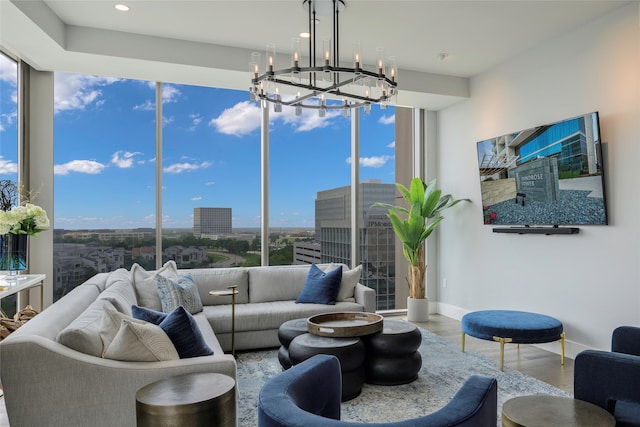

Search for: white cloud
xmin=209 ymin=99 xmax=344 ymax=137
xmin=346 ymin=155 xmax=394 ymax=168
xmin=379 ymin=114 xmax=395 ymax=125
xmin=387 ymin=141 xmax=395 ymax=148
xmin=210 ymin=101 xmax=262 ymax=136
xmin=0 ymin=156 xmax=18 ymax=174
xmin=133 ymin=99 xmax=154 ymax=111
xmin=163 ymin=161 xmax=212 ymax=174
xmin=191 ymin=196 xmax=203 ymax=201
xmin=135 ymin=84 xmax=181 ymax=111
xmin=205 ymin=181 xmax=215 ymax=186
xmin=111 ymin=151 xmax=142 ymax=168
xmin=163 ymin=116 xmax=174 ymax=127
xmin=162 ymin=85 xmax=181 ymax=103
xmin=54 ymin=73 xmax=120 ymax=114
xmin=54 ymin=160 xmax=106 ymax=175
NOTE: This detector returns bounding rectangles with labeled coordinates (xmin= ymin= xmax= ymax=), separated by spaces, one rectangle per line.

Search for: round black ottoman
xmin=363 ymin=319 xmax=422 ymax=385
xmin=289 ymin=333 xmax=365 ymax=401
xmin=277 ymin=318 xmax=309 ymax=369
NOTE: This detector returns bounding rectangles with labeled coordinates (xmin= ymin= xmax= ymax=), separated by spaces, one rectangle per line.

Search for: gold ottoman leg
xmin=461 ymin=331 xmax=466 ymax=353
xmin=493 ymin=336 xmax=513 ymax=371
xmin=560 ymin=332 xmax=565 ymax=366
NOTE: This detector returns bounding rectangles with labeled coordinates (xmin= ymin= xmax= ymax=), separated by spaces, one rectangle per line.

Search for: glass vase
xmin=0 ymin=234 xmax=28 ymax=279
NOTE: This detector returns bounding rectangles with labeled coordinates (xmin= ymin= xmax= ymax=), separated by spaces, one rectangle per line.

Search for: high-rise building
xmin=193 ymin=207 xmax=232 ymax=238
xmin=314 ymin=180 xmax=396 ymax=310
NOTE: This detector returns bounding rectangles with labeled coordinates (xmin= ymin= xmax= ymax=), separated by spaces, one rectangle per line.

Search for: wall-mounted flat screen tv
xmin=476 ymin=112 xmax=608 ymax=226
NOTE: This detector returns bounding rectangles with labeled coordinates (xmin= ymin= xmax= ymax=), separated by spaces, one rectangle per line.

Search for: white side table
xmin=0 ymin=274 xmax=46 ymax=317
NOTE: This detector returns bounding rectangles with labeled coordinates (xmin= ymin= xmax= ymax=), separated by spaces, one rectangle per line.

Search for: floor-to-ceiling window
xmin=0 ymin=52 xmax=19 ymax=314
xmin=269 ymin=103 xmax=351 ymax=266
xmin=53 ymin=73 xmax=156 ymax=300
xmin=163 ymin=84 xmax=261 ymax=269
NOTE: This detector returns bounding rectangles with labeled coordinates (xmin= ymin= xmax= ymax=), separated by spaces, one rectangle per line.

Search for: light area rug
xmin=236 ymin=326 xmax=569 ymax=426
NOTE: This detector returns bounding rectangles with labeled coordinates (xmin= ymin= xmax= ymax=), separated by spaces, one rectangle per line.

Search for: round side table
xmin=136 ymin=372 xmax=236 ymax=427
xmin=502 ymin=395 xmax=615 ymax=427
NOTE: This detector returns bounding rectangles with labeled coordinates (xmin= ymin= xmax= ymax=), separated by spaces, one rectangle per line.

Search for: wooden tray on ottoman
xmin=307 ymin=312 xmax=383 ymax=337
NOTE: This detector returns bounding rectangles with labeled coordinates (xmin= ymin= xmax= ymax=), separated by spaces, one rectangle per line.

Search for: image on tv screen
xmin=476 ymin=112 xmax=608 ymax=226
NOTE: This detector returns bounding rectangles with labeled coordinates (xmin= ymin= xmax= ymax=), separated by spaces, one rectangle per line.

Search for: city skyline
xmin=1 ymin=55 xmax=396 ymax=229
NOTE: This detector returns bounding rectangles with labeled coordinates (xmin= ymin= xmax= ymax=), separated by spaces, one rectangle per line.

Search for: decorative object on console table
xmin=374 ymin=178 xmax=469 ymax=322
xmin=0 ymin=180 xmax=50 ymax=280
xmin=0 ymin=233 xmax=29 ymax=276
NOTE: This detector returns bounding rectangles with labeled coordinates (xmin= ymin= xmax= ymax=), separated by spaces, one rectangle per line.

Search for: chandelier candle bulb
xmin=266 ymin=44 xmax=276 ymax=73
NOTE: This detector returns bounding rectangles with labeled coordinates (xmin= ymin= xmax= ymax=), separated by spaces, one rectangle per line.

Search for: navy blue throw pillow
xmin=132 ymin=305 xmax=167 ymax=324
xmin=133 ymin=305 xmax=213 ymax=358
xmin=296 ymin=264 xmax=343 ymax=305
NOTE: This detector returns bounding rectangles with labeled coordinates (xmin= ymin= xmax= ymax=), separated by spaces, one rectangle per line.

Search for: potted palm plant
xmin=375 ymin=177 xmax=468 ymax=321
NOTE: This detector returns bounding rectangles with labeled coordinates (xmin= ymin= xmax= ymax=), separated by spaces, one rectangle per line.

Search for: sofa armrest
xmin=574 ymin=349 xmax=640 ymax=413
xmin=354 ymin=283 xmax=376 ymax=313
xmin=612 ymin=326 xmax=640 ymax=356
xmin=0 ymin=335 xmax=237 ymax=427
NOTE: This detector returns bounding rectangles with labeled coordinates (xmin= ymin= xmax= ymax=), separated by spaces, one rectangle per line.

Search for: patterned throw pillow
xmin=155 ymin=274 xmax=203 ymax=314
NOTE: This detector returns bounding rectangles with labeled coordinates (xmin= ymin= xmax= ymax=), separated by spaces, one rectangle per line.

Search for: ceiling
xmin=0 ymin=0 xmax=631 ymax=109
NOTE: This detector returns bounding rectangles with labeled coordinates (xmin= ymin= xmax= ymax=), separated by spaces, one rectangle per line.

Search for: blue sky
xmin=1 ymin=54 xmax=396 ymax=230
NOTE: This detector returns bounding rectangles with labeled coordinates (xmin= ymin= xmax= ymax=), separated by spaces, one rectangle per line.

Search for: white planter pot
xmin=407 ymin=296 xmax=429 ymax=322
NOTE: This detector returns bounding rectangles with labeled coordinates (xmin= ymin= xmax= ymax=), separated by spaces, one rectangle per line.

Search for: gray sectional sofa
xmin=0 ymin=262 xmax=374 ymax=427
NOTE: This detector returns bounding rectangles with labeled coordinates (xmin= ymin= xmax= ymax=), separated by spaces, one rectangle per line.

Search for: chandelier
xmin=249 ymin=0 xmax=398 ymax=116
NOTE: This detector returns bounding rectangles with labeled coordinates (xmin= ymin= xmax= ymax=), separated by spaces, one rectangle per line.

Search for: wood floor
xmin=0 ymin=313 xmax=573 ymax=426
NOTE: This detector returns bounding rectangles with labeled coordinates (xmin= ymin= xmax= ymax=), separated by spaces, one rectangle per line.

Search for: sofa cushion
xmin=98 ymin=269 xmax=137 ymax=315
xmin=204 ymin=300 xmax=365 ymax=334
xmin=249 ymin=265 xmax=311 ymax=303
xmin=156 ymin=274 xmax=203 ymax=314
xmin=103 ymin=319 xmax=179 ymax=362
xmin=296 ymin=264 xmax=342 ymax=305
xmin=187 ymin=268 xmax=250 ymax=306
xmin=56 ymin=299 xmax=112 ymax=357
xmin=131 ymin=261 xmax=178 ymax=311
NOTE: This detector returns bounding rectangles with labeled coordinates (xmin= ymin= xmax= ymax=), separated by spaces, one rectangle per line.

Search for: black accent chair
xmin=258 ymin=354 xmax=498 ymax=427
xmin=574 ymin=326 xmax=640 ymax=427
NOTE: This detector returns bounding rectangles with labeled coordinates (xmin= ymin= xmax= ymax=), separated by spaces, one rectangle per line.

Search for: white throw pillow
xmin=324 ymin=264 xmax=362 ymax=302
xmin=99 ymin=301 xmax=147 ymax=353
xmin=130 ymin=260 xmax=178 ymax=311
xmin=103 ymin=319 xmax=179 ymax=362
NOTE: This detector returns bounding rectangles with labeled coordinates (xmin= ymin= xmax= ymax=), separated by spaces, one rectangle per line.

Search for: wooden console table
xmin=0 ymin=274 xmax=46 ymax=317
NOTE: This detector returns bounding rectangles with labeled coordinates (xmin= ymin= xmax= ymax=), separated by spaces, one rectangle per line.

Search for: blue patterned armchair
xmin=257 ymin=354 xmax=497 ymax=427
xmin=574 ymin=326 xmax=640 ymax=427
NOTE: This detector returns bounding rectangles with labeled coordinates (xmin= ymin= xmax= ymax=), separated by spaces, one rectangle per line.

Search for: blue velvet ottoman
xmin=461 ymin=310 xmax=565 ymax=371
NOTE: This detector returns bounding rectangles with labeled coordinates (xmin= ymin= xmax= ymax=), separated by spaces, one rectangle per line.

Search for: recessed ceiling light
xmin=114 ymin=4 xmax=130 ymax=12
xmin=300 ymin=32 xmax=310 ymax=38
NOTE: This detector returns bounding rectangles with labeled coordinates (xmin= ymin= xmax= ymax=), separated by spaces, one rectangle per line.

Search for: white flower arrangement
xmin=0 ymin=203 xmax=50 ymax=236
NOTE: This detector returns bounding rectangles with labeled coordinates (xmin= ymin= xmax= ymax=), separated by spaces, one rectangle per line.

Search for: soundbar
xmin=493 ymin=226 xmax=580 ymax=235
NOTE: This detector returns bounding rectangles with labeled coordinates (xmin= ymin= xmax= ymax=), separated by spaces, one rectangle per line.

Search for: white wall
xmin=435 ymin=2 xmax=640 ymax=357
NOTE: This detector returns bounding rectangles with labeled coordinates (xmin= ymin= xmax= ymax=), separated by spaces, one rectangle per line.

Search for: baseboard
xmin=432 ymin=302 xmax=594 ymax=360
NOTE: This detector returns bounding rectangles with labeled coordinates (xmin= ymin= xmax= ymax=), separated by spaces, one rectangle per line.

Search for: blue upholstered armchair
xmin=574 ymin=326 xmax=640 ymax=427
xmin=257 ymin=354 xmax=497 ymax=427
